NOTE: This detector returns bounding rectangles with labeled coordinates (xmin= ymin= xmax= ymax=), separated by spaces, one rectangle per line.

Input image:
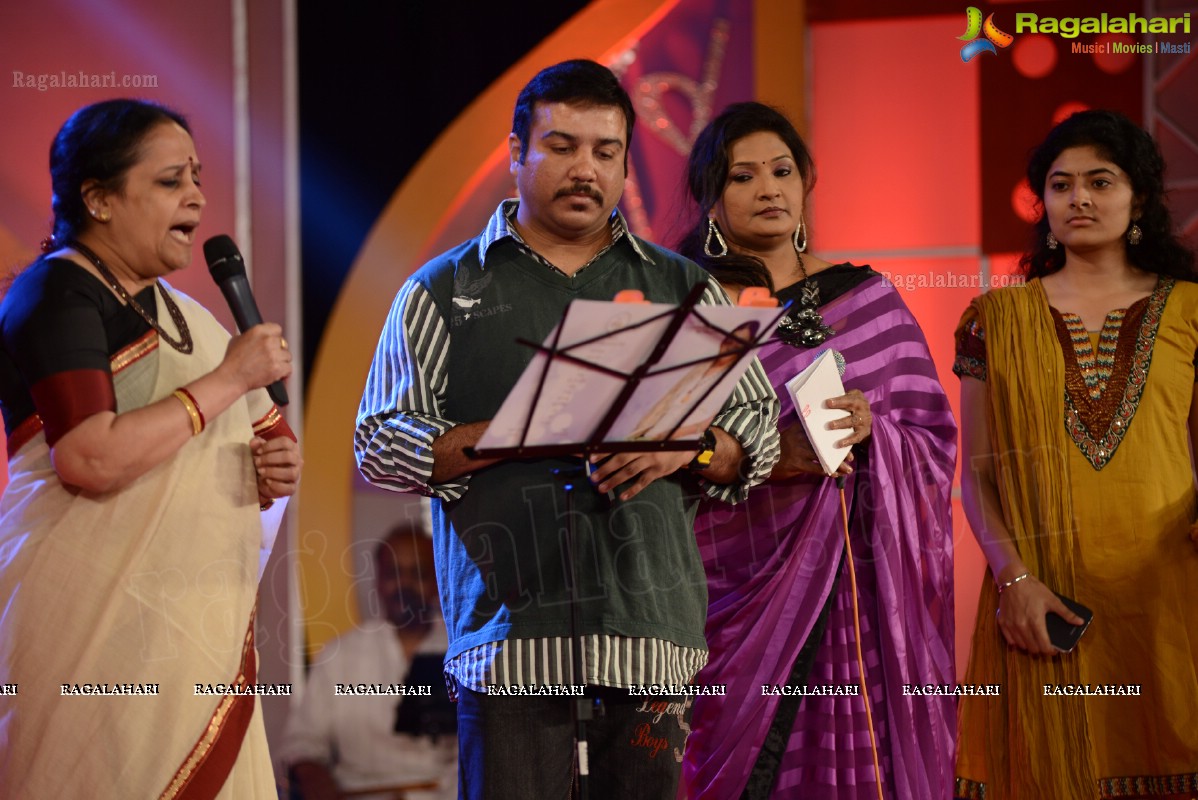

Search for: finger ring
xmin=280 ymin=337 xmax=289 ymax=350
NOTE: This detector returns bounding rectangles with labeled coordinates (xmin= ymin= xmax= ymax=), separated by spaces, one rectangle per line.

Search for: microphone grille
xmin=203 ymin=235 xmax=244 ymax=282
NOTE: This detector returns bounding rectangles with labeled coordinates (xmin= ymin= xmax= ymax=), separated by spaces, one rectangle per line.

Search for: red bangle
xmin=172 ymin=386 xmax=206 ymax=435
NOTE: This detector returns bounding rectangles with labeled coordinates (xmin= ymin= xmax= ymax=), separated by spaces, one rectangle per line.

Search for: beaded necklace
xmin=68 ymin=239 xmax=193 ymax=354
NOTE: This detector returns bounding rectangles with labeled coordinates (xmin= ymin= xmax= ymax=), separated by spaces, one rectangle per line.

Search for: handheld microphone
xmin=203 ymin=235 xmax=289 ymax=406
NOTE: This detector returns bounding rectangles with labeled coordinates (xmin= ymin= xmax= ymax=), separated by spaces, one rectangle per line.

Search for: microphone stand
xmin=552 ymin=465 xmax=598 ymax=800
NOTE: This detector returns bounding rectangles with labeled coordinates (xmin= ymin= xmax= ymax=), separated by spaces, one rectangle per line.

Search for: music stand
xmin=467 ymin=283 xmax=786 ymax=799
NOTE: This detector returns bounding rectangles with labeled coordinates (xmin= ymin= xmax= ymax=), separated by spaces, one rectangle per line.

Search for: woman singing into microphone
xmin=0 ymin=99 xmax=300 ymax=798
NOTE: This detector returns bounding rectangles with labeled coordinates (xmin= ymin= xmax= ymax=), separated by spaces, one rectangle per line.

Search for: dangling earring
xmin=1046 ymin=231 xmax=1058 ymax=250
xmin=1127 ymin=222 xmax=1143 ymax=246
xmin=704 ymin=218 xmax=728 ymax=258
xmin=793 ymin=220 xmax=807 ymax=254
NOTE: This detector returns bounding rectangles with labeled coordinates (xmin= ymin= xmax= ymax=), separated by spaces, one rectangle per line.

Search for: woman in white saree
xmin=0 ymin=99 xmax=300 ymax=798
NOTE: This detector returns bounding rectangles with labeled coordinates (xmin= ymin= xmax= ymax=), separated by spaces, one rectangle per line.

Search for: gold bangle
xmin=172 ymin=389 xmax=204 ymax=436
xmin=259 ymin=498 xmax=275 ymax=511
xmin=177 ymin=387 xmax=206 ymax=431
xmin=997 ymin=571 xmax=1031 ymax=594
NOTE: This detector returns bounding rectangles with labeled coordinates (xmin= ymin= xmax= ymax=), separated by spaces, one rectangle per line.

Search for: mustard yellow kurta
xmin=954 ymin=278 xmax=1198 ymax=799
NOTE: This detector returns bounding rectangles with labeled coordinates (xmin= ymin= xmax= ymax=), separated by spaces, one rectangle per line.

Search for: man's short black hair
xmin=511 ymin=59 xmax=635 ymax=167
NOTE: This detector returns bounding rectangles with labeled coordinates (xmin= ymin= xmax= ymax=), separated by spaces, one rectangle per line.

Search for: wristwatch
xmin=688 ymin=428 xmax=717 ymax=471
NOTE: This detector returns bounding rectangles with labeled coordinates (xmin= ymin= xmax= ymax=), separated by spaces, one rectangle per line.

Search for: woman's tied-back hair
xmin=677 ymin=102 xmax=815 ymax=292
xmin=49 ymin=98 xmax=190 ymax=245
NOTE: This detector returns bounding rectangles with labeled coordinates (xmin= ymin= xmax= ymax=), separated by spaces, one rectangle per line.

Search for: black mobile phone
xmin=1046 ymin=592 xmax=1093 ymax=653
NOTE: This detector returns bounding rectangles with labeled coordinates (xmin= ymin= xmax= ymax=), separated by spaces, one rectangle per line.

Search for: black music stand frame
xmin=465 ymin=284 xmax=787 ymax=799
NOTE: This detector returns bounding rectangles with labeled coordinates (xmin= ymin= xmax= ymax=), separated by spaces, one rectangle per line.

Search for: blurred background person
xmin=677 ymin=102 xmax=957 ymax=799
xmin=281 ymin=523 xmax=455 ymax=800
xmin=0 ymin=99 xmax=299 ymax=797
xmin=954 ymin=110 xmax=1198 ymax=799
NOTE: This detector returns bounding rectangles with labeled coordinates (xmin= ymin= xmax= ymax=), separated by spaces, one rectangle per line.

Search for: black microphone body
xmin=203 ymin=235 xmax=289 ymax=406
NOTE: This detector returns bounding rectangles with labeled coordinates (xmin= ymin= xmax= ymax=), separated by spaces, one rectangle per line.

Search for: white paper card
xmin=784 ymin=350 xmax=851 ymax=475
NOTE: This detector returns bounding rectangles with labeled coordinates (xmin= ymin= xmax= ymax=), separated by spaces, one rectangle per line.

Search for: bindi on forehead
xmin=731 ymin=156 xmax=791 ymax=167
xmin=157 ymin=159 xmax=202 ymax=175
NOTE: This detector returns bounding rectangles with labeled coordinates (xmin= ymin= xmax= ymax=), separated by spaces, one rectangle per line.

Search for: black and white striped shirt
xmin=355 ymin=201 xmax=780 ymax=693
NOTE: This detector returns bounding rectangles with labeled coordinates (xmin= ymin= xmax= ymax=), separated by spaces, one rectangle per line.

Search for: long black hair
xmin=1021 ymin=110 xmax=1195 ymax=281
xmin=676 ymin=102 xmax=815 ymax=292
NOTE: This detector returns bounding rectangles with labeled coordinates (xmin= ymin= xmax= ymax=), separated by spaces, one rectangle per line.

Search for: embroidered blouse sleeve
xmin=953 ymin=304 xmax=987 ymax=382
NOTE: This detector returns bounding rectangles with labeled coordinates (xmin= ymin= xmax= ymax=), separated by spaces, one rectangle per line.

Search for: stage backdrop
xmin=2 ymin=0 xmax=1195 ymax=759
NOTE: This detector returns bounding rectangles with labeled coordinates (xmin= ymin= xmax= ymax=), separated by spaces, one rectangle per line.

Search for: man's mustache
xmin=555 ymin=183 xmax=603 ymax=204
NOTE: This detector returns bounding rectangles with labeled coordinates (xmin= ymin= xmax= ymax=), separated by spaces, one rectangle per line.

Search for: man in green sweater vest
xmin=356 ymin=59 xmax=779 ymax=799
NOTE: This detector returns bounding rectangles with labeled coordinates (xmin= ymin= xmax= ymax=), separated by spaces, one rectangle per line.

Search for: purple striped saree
xmin=684 ymin=269 xmax=957 ymax=799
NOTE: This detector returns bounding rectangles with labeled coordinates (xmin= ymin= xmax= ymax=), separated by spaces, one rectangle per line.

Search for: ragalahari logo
xmin=959 ymin=7 xmax=1014 ymax=61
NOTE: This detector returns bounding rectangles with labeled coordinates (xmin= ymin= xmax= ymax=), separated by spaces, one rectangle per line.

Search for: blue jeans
xmin=456 ymin=686 xmax=692 ymax=799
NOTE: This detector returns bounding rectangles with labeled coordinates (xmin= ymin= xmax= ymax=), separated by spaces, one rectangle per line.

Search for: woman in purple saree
xmin=676 ymin=103 xmax=957 ymax=799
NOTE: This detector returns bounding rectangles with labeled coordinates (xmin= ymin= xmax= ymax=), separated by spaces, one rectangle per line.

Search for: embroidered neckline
xmin=1052 ymin=277 xmax=1173 ymax=470
xmin=1058 ymin=309 xmax=1124 ymax=400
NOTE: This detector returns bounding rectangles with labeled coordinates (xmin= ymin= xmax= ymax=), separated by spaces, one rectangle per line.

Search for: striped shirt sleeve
xmin=354 ymin=280 xmax=467 ymax=500
xmin=699 ymin=279 xmax=781 ymax=504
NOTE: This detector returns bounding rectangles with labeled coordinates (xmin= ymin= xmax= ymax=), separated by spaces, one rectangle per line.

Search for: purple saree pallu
xmin=684 ymin=274 xmax=957 ymax=799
